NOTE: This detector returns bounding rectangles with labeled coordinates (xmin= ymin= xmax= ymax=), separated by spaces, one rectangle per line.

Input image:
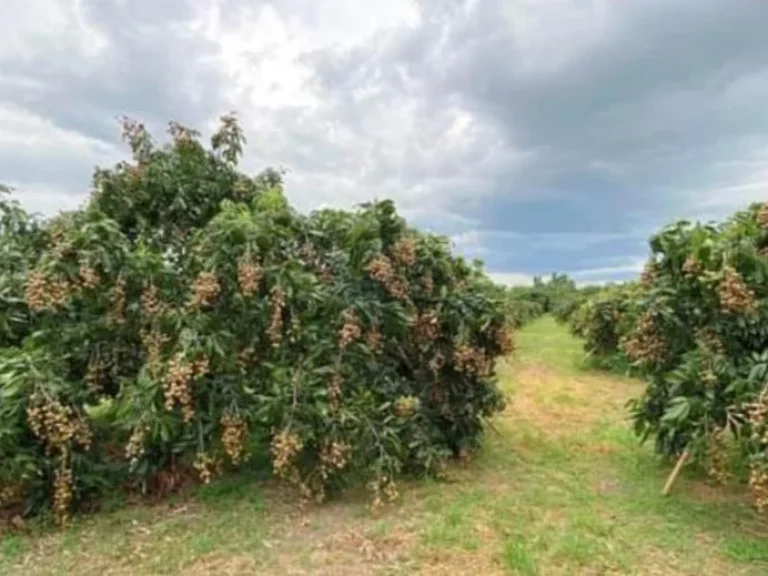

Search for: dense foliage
xmin=528 ymin=273 xmax=576 ymax=315
xmin=0 ymin=116 xmax=513 ymax=523
xmin=567 ymin=283 xmax=639 ymax=370
xmin=569 ymin=205 xmax=768 ymax=510
xmin=503 ymin=290 xmax=545 ymax=329
xmin=551 ymin=283 xmax=604 ymax=326
xmin=499 ymin=273 xmax=589 ymax=329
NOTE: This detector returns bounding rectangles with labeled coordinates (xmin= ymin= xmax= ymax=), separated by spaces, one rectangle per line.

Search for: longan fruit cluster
xmin=452 ymin=344 xmax=490 ymax=376
xmin=453 ymin=347 xmax=471 ymax=372
xmin=26 ymin=395 xmax=92 ymax=452
xmin=0 ymin=483 xmax=23 ymax=508
xmin=681 ymin=256 xmax=701 ymax=279
xmin=49 ymin=223 xmax=67 ymax=249
xmin=269 ymin=287 xmax=286 ymax=347
xmin=316 ymin=262 xmax=334 ymax=284
xmin=193 ymin=452 xmax=221 ymax=485
xmin=413 ymin=311 xmax=439 ymax=345
xmin=717 ymin=266 xmax=756 ymax=314
xmin=744 ymin=388 xmax=768 ymax=512
xmin=299 ymin=242 xmax=318 ymax=264
xmin=141 ymin=327 xmax=168 ymax=376
xmin=84 ymin=361 xmax=104 ymax=394
xmin=192 ymin=356 xmax=210 ymax=379
xmin=120 ymin=116 xmax=146 ymax=146
xmin=494 ymin=326 xmax=515 ymax=355
xmin=78 ymin=261 xmax=100 ymax=289
xmin=699 ymin=367 xmax=718 ymax=388
xmin=696 ymin=327 xmax=726 ymax=356
xmin=188 ymin=271 xmax=221 ymax=309
xmin=107 ymin=275 xmax=127 ymax=325
xmin=394 ymin=395 xmax=420 ymax=418
xmin=368 ymin=254 xmax=394 ymax=284
xmin=428 ymin=351 xmax=446 ymax=373
xmin=53 ymin=462 xmax=73 ymax=525
xmin=422 ymin=272 xmax=434 ymax=296
xmin=744 ymin=394 xmax=768 ymax=446
xmin=706 ymin=426 xmax=730 ymax=485
xmin=366 ymin=327 xmax=383 ymax=355
xmin=288 ymin=316 xmax=301 ymax=345
xmin=270 ymin=430 xmax=303 ymax=479
xmin=758 ymin=203 xmax=768 ymax=230
xmin=386 ymin=278 xmax=408 ymax=300
xmin=163 ymin=353 xmax=195 ymax=423
xmin=25 ymin=271 xmax=72 ymax=312
xmin=640 ymin=260 xmax=659 ymax=286
xmin=620 ymin=313 xmax=666 ymax=364
xmin=49 ymin=223 xmax=73 ymax=258
xmin=140 ymin=284 xmax=163 ymax=318
xmin=125 ymin=422 xmax=150 ymax=467
xmin=339 ymin=310 xmax=362 ymax=348
xmin=167 ymin=121 xmax=199 ymax=145
xmin=237 ymin=346 xmax=258 ymax=374
xmin=368 ymin=475 xmax=399 ymax=510
xmin=390 ymin=238 xmax=416 ymax=267
xmin=237 ymin=259 xmax=262 ymax=296
xmin=367 ymin=255 xmax=408 ymax=300
xmin=221 ymin=413 xmax=248 ymax=465
xmin=328 ymin=373 xmax=342 ymax=411
xmin=47 ymin=276 xmax=73 ymax=309
xmin=319 ymin=440 xmax=351 ymax=480
xmin=474 ymin=350 xmax=491 ymax=377
xmin=750 ymin=468 xmax=768 ymax=513
xmin=24 ymin=270 xmax=48 ymax=311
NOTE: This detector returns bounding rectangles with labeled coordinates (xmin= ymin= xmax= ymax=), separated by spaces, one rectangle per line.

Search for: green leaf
xmin=661 ymin=397 xmax=691 ymax=424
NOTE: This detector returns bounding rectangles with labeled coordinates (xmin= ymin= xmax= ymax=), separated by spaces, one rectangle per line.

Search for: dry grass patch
xmin=502 ymin=361 xmax=640 ymax=440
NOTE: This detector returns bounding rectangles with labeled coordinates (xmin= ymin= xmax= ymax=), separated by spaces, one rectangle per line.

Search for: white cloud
xmin=195 ymin=1 xmax=530 ymax=219
xmin=6 ymin=182 xmax=88 ymax=216
xmin=568 ymin=259 xmax=646 ymax=279
xmin=0 ymin=104 xmax=115 ymax=153
xmin=691 ymin=171 xmax=768 ymax=214
xmin=448 ymin=229 xmax=641 ymax=252
xmin=504 ymin=0 xmax=612 ymax=76
xmin=0 ymin=0 xmax=108 ymax=63
xmin=0 ymin=104 xmax=121 ymax=215
xmin=488 ymin=272 xmax=534 ymax=287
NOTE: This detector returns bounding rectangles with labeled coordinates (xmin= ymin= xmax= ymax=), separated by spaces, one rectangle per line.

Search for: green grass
xmin=0 ymin=535 xmax=24 ymax=562
xmin=2 ymin=316 xmax=767 ymax=575
xmin=501 ymin=538 xmax=538 ymax=575
xmin=514 ymin=315 xmax=587 ymax=370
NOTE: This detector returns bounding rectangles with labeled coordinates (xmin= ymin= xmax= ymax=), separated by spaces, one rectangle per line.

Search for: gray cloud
xmin=302 ymin=0 xmax=768 ymax=224
xmin=1 ymin=0 xmax=226 ymax=212
xmin=2 ymin=0 xmax=767 ymax=281
xmin=3 ymin=0 xmax=224 ymax=140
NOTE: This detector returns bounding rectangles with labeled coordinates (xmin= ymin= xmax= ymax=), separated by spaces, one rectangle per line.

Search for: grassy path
xmin=2 ymin=317 xmax=768 ymax=574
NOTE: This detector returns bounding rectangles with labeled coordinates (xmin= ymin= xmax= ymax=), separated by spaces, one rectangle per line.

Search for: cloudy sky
xmin=2 ymin=0 xmax=768 ymax=285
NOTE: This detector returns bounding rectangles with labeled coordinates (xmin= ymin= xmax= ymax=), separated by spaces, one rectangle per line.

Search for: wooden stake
xmin=662 ymin=448 xmax=690 ymax=496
